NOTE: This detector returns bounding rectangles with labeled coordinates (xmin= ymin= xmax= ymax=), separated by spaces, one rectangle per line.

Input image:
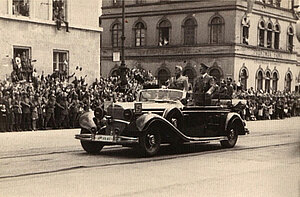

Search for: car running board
xmin=182 ymin=136 xmax=228 ymax=142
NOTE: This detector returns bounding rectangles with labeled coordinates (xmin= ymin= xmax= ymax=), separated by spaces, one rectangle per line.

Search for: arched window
xmin=287 ymin=26 xmax=294 ymax=52
xmin=267 ymin=23 xmax=273 ymax=48
xmin=183 ymin=67 xmax=196 ymax=85
xmin=112 ymin=23 xmax=122 ymax=47
xmin=210 ymin=16 xmax=224 ymax=44
xmin=285 ymin=72 xmax=292 ymax=92
xmin=265 ymin=71 xmax=271 ymax=93
xmin=242 ymin=16 xmax=250 ymax=45
xmin=183 ymin=18 xmax=196 ymax=45
xmin=158 ymin=20 xmax=171 ymax=46
xmin=134 ymin=22 xmax=146 ymax=47
xmin=272 ymin=71 xmax=278 ymax=92
xmin=274 ymin=24 xmax=280 ymax=49
xmin=239 ymin=68 xmax=248 ymax=90
xmin=258 ymin=20 xmax=265 ymax=47
xmin=257 ymin=70 xmax=263 ymax=90
xmin=157 ymin=68 xmax=170 ymax=86
xmin=209 ymin=68 xmax=222 ymax=83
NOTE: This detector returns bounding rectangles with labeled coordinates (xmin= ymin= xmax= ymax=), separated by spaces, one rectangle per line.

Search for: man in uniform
xmin=168 ymin=65 xmax=189 ymax=97
xmin=44 ymin=94 xmax=56 ymax=129
xmin=193 ymin=63 xmax=216 ymax=106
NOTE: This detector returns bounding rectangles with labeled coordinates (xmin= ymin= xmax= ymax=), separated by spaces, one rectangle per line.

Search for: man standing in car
xmin=168 ymin=65 xmax=189 ymax=97
xmin=193 ymin=63 xmax=216 ymax=106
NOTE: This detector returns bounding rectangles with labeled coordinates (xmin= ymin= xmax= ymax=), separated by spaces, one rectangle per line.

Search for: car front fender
xmin=136 ymin=113 xmax=192 ymax=142
xmin=136 ymin=113 xmax=163 ymax=132
xmin=79 ymin=111 xmax=97 ymax=132
xmin=225 ymin=112 xmax=246 ymax=135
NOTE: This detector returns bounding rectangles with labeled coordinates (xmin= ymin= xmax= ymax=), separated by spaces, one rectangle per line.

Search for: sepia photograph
xmin=0 ymin=0 xmax=299 ymax=196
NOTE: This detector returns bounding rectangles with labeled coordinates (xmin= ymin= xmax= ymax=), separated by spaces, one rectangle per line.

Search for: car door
xmin=183 ymin=106 xmax=224 ymax=137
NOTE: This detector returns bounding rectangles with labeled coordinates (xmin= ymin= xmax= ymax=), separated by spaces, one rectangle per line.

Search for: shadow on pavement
xmin=74 ymin=143 xmax=226 ymax=159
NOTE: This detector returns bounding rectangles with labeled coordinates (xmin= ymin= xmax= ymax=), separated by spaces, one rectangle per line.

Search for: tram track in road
xmin=0 ymin=141 xmax=298 ymax=180
xmin=0 ymin=145 xmax=122 ymax=160
xmin=1 ymin=130 xmax=296 ymax=160
xmin=0 ymin=150 xmax=81 ymax=160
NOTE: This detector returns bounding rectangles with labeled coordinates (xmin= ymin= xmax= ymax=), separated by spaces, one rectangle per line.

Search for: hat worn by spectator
xmin=175 ymin=65 xmax=183 ymax=71
xmin=200 ymin=63 xmax=209 ymax=70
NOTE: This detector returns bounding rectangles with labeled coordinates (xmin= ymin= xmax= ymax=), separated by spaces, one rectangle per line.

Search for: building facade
xmin=101 ymin=0 xmax=300 ymax=92
xmin=0 ymin=0 xmax=102 ymax=85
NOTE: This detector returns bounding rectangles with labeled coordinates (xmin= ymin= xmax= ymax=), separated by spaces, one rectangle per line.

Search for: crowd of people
xmin=0 ymin=64 xmax=299 ymax=132
xmin=0 ymin=66 xmax=155 ymax=132
xmin=232 ymin=88 xmax=300 ymax=121
xmin=211 ymin=76 xmax=300 ymax=121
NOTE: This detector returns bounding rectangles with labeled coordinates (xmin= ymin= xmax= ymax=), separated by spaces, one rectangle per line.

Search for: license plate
xmin=95 ymin=135 xmax=114 ymax=142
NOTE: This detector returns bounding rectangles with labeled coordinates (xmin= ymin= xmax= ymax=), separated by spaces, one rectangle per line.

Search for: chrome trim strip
xmin=183 ymin=110 xmax=230 ymax=113
xmin=186 ymin=136 xmax=228 ymax=141
xmin=75 ymin=134 xmax=227 ymax=143
xmin=112 ymin=119 xmax=131 ymax=125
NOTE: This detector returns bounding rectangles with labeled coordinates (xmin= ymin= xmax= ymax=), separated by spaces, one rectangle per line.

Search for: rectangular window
xmin=184 ymin=26 xmax=195 ymax=45
xmin=288 ymin=35 xmax=293 ymax=52
xmin=135 ymin=29 xmax=145 ymax=47
xmin=53 ymin=0 xmax=67 ymax=21
xmin=242 ymin=26 xmax=249 ymax=44
xmin=159 ymin=27 xmax=169 ymax=46
xmin=53 ymin=50 xmax=68 ymax=78
xmin=12 ymin=47 xmax=31 ymax=81
xmin=13 ymin=0 xmax=30 ymax=17
xmin=267 ymin=31 xmax=272 ymax=48
xmin=259 ymin=29 xmax=265 ymax=47
xmin=274 ymin=32 xmax=280 ymax=49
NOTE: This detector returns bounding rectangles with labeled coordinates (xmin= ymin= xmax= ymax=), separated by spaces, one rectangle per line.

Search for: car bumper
xmin=75 ymin=134 xmax=139 ymax=144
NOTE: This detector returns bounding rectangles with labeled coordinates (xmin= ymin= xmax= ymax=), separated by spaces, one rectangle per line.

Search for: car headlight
xmin=123 ymin=109 xmax=133 ymax=121
xmin=94 ymin=107 xmax=104 ymax=119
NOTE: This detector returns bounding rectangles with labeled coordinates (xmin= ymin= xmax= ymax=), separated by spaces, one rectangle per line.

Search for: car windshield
xmin=139 ymin=89 xmax=183 ymax=102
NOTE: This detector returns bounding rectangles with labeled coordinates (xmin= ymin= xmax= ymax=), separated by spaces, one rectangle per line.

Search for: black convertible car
xmin=75 ymin=88 xmax=249 ymax=156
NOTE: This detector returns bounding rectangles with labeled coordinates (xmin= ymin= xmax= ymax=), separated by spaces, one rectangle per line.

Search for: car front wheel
xmin=220 ymin=122 xmax=239 ymax=148
xmin=80 ymin=129 xmax=104 ymax=154
xmin=139 ymin=127 xmax=161 ymax=157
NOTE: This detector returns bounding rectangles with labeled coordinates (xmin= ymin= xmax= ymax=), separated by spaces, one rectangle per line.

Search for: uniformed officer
xmin=44 ymin=94 xmax=56 ymax=129
xmin=192 ymin=63 xmax=216 ymax=106
xmin=168 ymin=65 xmax=189 ymax=97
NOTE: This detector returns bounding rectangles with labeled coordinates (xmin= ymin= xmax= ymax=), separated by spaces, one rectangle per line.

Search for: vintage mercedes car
xmin=75 ymin=88 xmax=249 ymax=156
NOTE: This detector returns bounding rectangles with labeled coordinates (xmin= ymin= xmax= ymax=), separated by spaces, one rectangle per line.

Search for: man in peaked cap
xmin=193 ymin=63 xmax=216 ymax=106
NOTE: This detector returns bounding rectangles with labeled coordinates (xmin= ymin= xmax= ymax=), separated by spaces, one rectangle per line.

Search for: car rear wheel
xmin=139 ymin=127 xmax=161 ymax=157
xmin=80 ymin=129 xmax=104 ymax=154
xmin=220 ymin=122 xmax=239 ymax=148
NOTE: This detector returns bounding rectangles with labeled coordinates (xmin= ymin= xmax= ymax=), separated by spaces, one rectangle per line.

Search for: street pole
xmin=119 ymin=0 xmax=127 ymax=86
xmin=121 ymin=0 xmax=125 ymax=68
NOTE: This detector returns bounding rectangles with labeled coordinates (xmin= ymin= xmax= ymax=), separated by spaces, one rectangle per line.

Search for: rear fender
xmin=225 ymin=112 xmax=245 ymax=135
xmin=79 ymin=111 xmax=97 ymax=132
